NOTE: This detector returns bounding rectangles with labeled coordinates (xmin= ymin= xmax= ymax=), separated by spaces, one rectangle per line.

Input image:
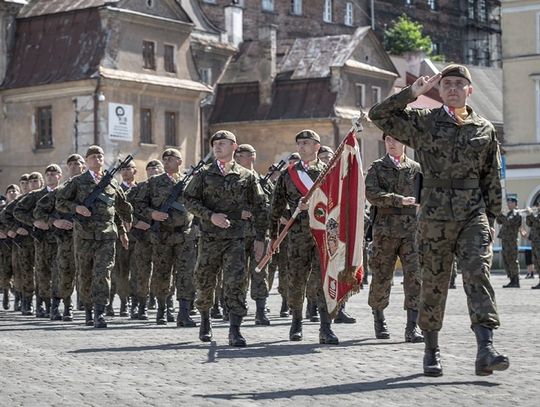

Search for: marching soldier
xmin=56 ymin=146 xmax=132 ymax=328
xmin=365 ymin=134 xmax=423 ymax=343
xmin=370 ymin=64 xmax=509 ymax=377
xmin=270 ymin=130 xmax=339 ymax=345
xmin=0 ymin=185 xmax=21 ymax=310
xmin=34 ymin=154 xmax=86 ymax=321
xmin=15 ymin=165 xmax=63 ymax=319
xmin=183 ymin=130 xmax=267 ymax=346
xmin=497 ymin=195 xmax=522 ymax=288
xmin=137 ymin=149 xmax=196 ymax=327
xmin=526 ymin=202 xmax=540 ymax=289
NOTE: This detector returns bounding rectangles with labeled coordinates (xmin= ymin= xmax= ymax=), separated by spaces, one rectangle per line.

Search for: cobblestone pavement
xmin=1 ymin=274 xmax=539 ymax=407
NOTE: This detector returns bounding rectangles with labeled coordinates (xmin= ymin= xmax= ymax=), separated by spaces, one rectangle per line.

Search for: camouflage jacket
xmin=183 ymin=160 xmax=267 ymax=241
xmin=55 ymin=170 xmax=132 ymax=240
xmin=496 ymin=210 xmax=522 ymax=241
xmin=33 ymin=187 xmax=72 ymax=241
xmin=136 ymin=173 xmax=193 ymax=243
xmin=270 ymin=159 xmax=326 ymax=239
xmin=14 ymin=187 xmax=57 ymax=243
xmin=1 ymin=196 xmax=33 ymax=244
xmin=526 ymin=213 xmax=540 ymax=242
xmin=244 ymin=171 xmax=272 ymax=239
xmin=365 ymin=154 xmax=421 ymax=236
xmin=126 ymin=181 xmax=151 ymax=242
xmin=369 ymin=86 xmax=502 ymax=226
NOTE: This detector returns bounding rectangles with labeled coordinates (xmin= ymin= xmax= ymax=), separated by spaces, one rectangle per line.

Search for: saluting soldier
xmin=270 ymin=130 xmax=339 ymax=345
xmin=183 ymin=130 xmax=267 ymax=347
xmin=34 ymin=154 xmax=86 ymax=321
xmin=15 ymin=165 xmax=63 ymax=319
xmin=56 ymin=146 xmax=132 ymax=328
xmin=365 ymin=134 xmax=423 ymax=343
xmin=497 ymin=195 xmax=522 ymax=288
xmin=370 ymin=64 xmax=508 ymax=377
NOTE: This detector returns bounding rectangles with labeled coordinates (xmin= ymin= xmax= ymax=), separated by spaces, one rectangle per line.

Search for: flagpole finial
xmin=352 ymin=112 xmax=366 ymax=134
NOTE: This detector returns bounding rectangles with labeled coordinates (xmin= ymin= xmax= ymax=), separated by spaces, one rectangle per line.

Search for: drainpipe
xmin=93 ymin=76 xmax=102 ymax=146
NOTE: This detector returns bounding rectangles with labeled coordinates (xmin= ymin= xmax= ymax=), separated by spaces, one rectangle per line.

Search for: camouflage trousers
xmin=17 ymin=238 xmax=35 ymax=297
xmin=531 ymin=239 xmax=540 ymax=278
xmin=417 ymin=214 xmax=500 ymax=331
xmin=195 ymin=236 xmax=247 ymax=317
xmin=267 ymin=234 xmax=289 ymax=298
xmin=57 ymin=235 xmax=77 ymax=300
xmin=111 ymin=240 xmax=133 ymax=301
xmin=75 ymin=238 xmax=116 ymax=307
xmin=34 ymin=239 xmax=57 ymax=301
xmin=287 ymin=223 xmax=326 ymax=312
xmin=0 ymin=244 xmax=13 ymax=290
xmin=245 ymin=236 xmax=269 ymax=301
xmin=151 ymin=235 xmax=196 ymax=302
xmin=501 ymin=239 xmax=519 ymax=278
xmin=368 ymin=231 xmax=421 ymax=311
xmin=132 ymin=238 xmax=153 ymax=300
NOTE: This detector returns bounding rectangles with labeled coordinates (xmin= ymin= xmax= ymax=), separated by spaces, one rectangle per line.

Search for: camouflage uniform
xmin=365 ymin=154 xmax=421 ymax=312
xmin=56 ymin=171 xmax=132 ymax=317
xmin=369 ymin=85 xmax=502 ymax=333
xmin=496 ymin=210 xmax=522 ymax=280
xmin=183 ymin=161 xmax=266 ymax=317
xmin=0 ymin=214 xmax=13 ymax=293
xmin=526 ymin=212 xmax=540 ymax=284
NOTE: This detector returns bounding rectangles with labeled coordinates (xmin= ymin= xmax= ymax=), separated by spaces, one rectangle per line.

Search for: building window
xmin=140 ymin=108 xmax=153 ymax=144
xmin=478 ymin=0 xmax=486 ymax=22
xmin=372 ymin=86 xmax=381 ymax=105
xmin=200 ymin=68 xmax=212 ymax=85
xmin=427 ymin=0 xmax=437 ymax=10
xmin=468 ymin=0 xmax=475 ymax=19
xmin=344 ymin=2 xmax=353 ymax=26
xmin=164 ymin=44 xmax=176 ymax=73
xmin=355 ymin=83 xmax=365 ymax=107
xmin=146 ymin=0 xmax=154 ymax=8
xmin=291 ymin=0 xmax=302 ymax=15
xmin=165 ymin=112 xmax=177 ymax=146
xmin=36 ymin=106 xmax=53 ymax=149
xmin=262 ymin=0 xmax=274 ymax=11
xmin=468 ymin=48 xmax=478 ymax=65
xmin=431 ymin=42 xmax=440 ymax=54
xmin=143 ymin=41 xmax=156 ymax=70
xmin=323 ymin=0 xmax=332 ymax=22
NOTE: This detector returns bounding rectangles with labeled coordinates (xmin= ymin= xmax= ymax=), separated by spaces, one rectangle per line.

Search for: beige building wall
xmin=501 ymin=0 xmax=540 ymax=211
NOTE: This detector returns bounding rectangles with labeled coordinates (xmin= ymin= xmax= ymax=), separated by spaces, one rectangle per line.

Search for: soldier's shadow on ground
xmin=194 ymin=373 xmax=499 ymax=400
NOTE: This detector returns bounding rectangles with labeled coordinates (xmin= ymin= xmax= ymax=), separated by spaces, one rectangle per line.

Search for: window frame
xmin=355 ymin=83 xmax=366 ymax=108
xmin=371 ymin=86 xmax=382 ymax=105
xmin=323 ymin=0 xmax=333 ymax=23
xmin=291 ymin=0 xmax=302 ymax=15
xmin=164 ymin=111 xmax=178 ymax=147
xmin=140 ymin=108 xmax=153 ymax=144
xmin=262 ymin=0 xmax=274 ymax=12
xmin=344 ymin=2 xmax=353 ymax=26
xmin=164 ymin=43 xmax=176 ymax=73
xmin=35 ymin=105 xmax=53 ymax=149
xmin=142 ymin=40 xmax=156 ymax=70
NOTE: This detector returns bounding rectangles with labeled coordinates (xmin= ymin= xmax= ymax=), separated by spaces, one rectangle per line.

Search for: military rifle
xmin=259 ymin=160 xmax=286 ymax=195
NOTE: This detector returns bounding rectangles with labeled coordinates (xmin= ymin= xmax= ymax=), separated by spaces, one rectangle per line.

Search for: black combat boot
xmin=306 ymin=300 xmax=319 ymax=322
xmin=138 ymin=297 xmax=148 ymax=320
xmin=105 ymin=302 xmax=115 ymax=317
xmin=148 ymin=293 xmax=156 ymax=309
xmin=373 ymin=309 xmax=390 ymax=339
xmin=334 ymin=303 xmax=356 ymax=324
xmin=362 ymin=271 xmax=369 ymax=286
xmin=76 ymin=292 xmax=84 ymax=311
xmin=44 ymin=298 xmax=51 ymax=319
xmin=423 ymin=330 xmax=443 ymax=377
xmin=166 ymin=295 xmax=175 ymax=322
xmin=199 ymin=310 xmax=213 ymax=342
xmin=319 ymin=308 xmax=339 ymax=345
xmin=119 ymin=298 xmax=128 ymax=317
xmin=62 ymin=297 xmax=73 ymax=322
xmin=94 ymin=304 xmax=107 ymax=328
xmin=85 ymin=305 xmax=94 ymax=327
xmin=279 ymin=296 xmax=289 ymax=317
xmin=472 ymin=325 xmax=510 ymax=376
xmin=156 ymin=299 xmax=167 ymax=325
xmin=222 ymin=303 xmax=229 ymax=322
xmin=289 ymin=309 xmax=303 ymax=341
xmin=228 ymin=313 xmax=246 ymax=347
xmin=50 ymin=297 xmax=62 ymax=321
xmin=502 ymin=276 xmax=520 ymax=288
xmin=13 ymin=290 xmax=21 ymax=311
xmin=22 ymin=295 xmax=34 ymax=316
xmin=449 ymin=275 xmax=457 ymax=289
xmin=255 ymin=299 xmax=270 ymax=326
xmin=2 ymin=288 xmax=9 ymax=310
xmin=130 ymin=297 xmax=139 ymax=319
xmin=405 ymin=309 xmax=424 ymax=343
xmin=210 ymin=301 xmax=223 ymax=319
xmin=177 ymin=299 xmax=197 ymax=327
xmin=35 ymin=296 xmax=46 ymax=318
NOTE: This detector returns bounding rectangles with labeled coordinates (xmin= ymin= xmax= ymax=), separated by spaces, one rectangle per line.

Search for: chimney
xmin=224 ymin=3 xmax=243 ymax=47
xmin=0 ymin=1 xmax=25 ymax=84
xmin=258 ymin=24 xmax=277 ymax=106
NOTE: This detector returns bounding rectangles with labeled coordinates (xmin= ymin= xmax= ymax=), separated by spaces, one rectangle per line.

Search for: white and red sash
xmin=287 ymin=163 xmax=314 ymax=196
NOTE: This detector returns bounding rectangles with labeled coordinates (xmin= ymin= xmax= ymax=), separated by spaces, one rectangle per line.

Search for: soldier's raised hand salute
xmin=410 ymin=73 xmax=441 ymax=98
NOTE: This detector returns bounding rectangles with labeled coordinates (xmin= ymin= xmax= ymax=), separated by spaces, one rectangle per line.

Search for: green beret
xmin=45 ymin=164 xmax=62 ymax=173
xmin=6 ymin=184 xmax=20 ymax=194
xmin=66 ymin=154 xmax=84 ymax=164
xmin=19 ymin=173 xmax=29 ymax=182
xmin=28 ymin=171 xmax=43 ymax=181
xmin=162 ymin=148 xmax=182 ymax=160
xmin=318 ymin=145 xmax=334 ymax=154
xmin=440 ymin=64 xmax=472 ymax=83
xmin=210 ymin=130 xmax=236 ymax=146
xmin=295 ymin=129 xmax=321 ymax=143
xmin=146 ymin=159 xmax=163 ymax=169
xmin=236 ymin=144 xmax=256 ymax=154
xmin=85 ymin=145 xmax=104 ymax=157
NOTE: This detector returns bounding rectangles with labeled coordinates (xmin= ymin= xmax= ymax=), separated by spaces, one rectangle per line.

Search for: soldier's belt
xmin=423 ymin=178 xmax=480 ymax=189
xmin=378 ymin=207 xmax=417 ymax=215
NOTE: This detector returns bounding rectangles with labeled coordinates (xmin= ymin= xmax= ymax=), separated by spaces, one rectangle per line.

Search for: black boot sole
xmin=319 ymin=337 xmax=339 ymax=345
xmin=229 ymin=339 xmax=247 ymax=347
xmin=255 ymin=320 xmax=271 ymax=326
xmin=199 ymin=335 xmax=212 ymax=342
xmin=476 ymin=358 xmax=510 ymax=376
xmin=177 ymin=321 xmax=197 ymax=327
xmin=424 ymin=368 xmax=443 ymax=377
